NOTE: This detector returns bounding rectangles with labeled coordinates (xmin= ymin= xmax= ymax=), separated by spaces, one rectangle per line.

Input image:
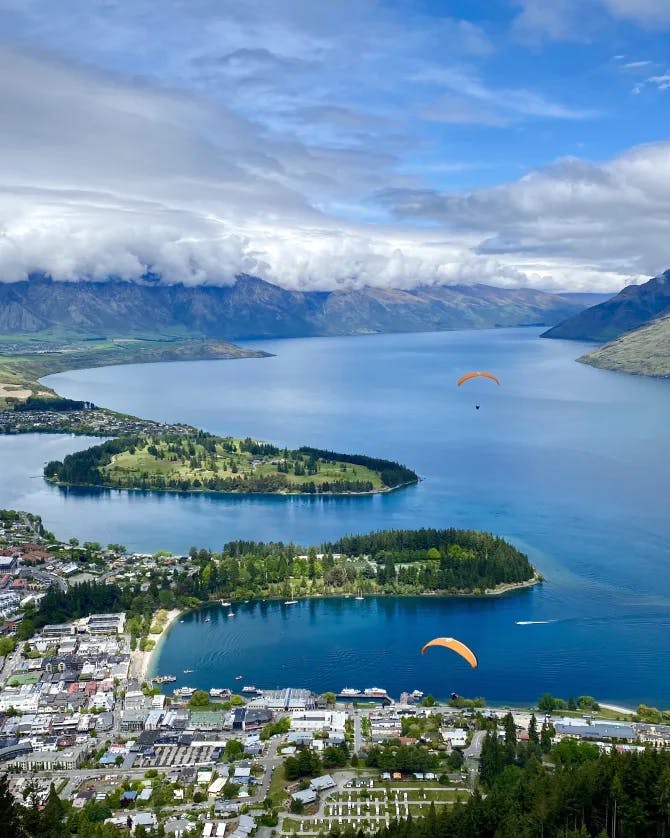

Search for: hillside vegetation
xmin=44 ymin=431 xmax=418 ymax=495
xmin=579 ymin=312 xmax=670 ymax=377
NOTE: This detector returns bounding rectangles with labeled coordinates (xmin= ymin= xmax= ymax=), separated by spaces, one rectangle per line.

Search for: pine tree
xmin=528 ymin=713 xmax=539 ymax=744
xmin=0 ymin=773 xmax=24 ymax=837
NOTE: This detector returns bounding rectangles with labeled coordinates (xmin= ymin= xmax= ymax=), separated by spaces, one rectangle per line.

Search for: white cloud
xmin=514 ymin=0 xmax=670 ymax=40
xmin=0 ymin=1 xmax=662 ymax=295
xmin=417 ymin=67 xmax=596 ymax=124
xmin=381 ymin=140 xmax=670 ymax=289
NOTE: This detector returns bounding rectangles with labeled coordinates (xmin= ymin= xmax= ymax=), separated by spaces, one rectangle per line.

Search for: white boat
xmin=411 ymin=689 xmax=424 ymax=700
xmin=204 ymin=617 xmax=210 ymax=622
xmin=242 ymin=685 xmax=260 ymax=694
xmin=340 ymin=688 xmax=361 ymax=697
xmin=174 ymin=686 xmax=195 ymax=698
xmin=227 ymin=611 xmax=235 ymax=617
xmin=183 ymin=668 xmax=193 ymax=674
xmin=363 ymin=687 xmax=388 ymax=698
xmin=209 ymin=687 xmax=229 ymax=698
xmin=284 ymin=599 xmax=298 ymax=605
xmin=221 ymin=601 xmax=231 ymax=606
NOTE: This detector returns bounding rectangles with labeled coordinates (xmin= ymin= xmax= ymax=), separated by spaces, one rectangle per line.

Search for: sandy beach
xmin=129 ymin=608 xmax=181 ymax=683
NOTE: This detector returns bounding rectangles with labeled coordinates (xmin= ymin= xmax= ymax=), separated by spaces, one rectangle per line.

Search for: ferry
xmin=339 ymin=688 xmax=362 ymax=697
xmin=154 ymin=675 xmax=176 ymax=684
xmin=174 ymin=686 xmax=195 ymax=698
xmin=209 ymin=687 xmax=232 ymax=698
xmin=363 ymin=687 xmax=388 ymax=698
xmin=242 ymin=685 xmax=261 ymax=695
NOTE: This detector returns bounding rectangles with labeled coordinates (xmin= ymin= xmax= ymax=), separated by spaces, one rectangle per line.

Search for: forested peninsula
xmin=21 ymin=527 xmax=537 ymax=644
xmin=44 ymin=431 xmax=418 ymax=495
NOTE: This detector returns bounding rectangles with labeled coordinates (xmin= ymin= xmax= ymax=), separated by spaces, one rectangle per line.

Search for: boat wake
xmin=515 ymin=620 xmax=554 ymax=626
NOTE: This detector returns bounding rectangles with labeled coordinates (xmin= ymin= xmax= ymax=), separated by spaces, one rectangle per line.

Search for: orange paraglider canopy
xmin=457 ymin=371 xmax=500 ymax=387
xmin=421 ymin=637 xmax=478 ymax=668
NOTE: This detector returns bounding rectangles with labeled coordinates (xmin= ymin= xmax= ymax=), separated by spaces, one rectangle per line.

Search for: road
xmin=464 ymin=730 xmax=486 ymax=759
xmin=353 ymin=710 xmax=362 ymax=755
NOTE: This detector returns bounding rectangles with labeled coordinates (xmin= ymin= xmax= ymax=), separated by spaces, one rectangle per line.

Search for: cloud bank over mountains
xmin=0 ymin=1 xmax=669 ymax=292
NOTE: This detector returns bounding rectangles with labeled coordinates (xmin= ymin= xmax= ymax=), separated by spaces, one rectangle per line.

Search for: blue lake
xmin=1 ymin=327 xmax=669 ymax=704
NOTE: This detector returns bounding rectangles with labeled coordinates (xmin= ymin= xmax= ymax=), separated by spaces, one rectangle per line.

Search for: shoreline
xmin=44 ymin=476 xmax=418 ymax=498
xmin=129 ymin=608 xmax=181 ymax=683
xmin=484 ymin=574 xmax=543 ymax=596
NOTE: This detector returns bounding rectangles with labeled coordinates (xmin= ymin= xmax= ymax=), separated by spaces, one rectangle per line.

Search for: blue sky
xmin=0 ymin=0 xmax=669 ymax=291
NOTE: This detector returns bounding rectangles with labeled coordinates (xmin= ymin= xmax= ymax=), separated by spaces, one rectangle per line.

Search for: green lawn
xmin=102 ymin=435 xmax=385 ymax=492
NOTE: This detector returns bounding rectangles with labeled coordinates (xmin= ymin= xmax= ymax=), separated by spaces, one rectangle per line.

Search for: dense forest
xmin=44 ymin=432 xmax=417 ymax=495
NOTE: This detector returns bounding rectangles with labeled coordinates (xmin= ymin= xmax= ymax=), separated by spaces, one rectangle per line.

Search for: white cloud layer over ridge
xmin=0 ymin=0 xmax=668 ymax=292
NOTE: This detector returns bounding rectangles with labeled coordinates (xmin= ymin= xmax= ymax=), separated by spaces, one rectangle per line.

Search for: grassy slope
xmin=102 ymin=436 xmax=384 ymax=491
xmin=0 ymin=337 xmax=270 ymax=408
xmin=579 ymin=314 xmax=670 ymax=377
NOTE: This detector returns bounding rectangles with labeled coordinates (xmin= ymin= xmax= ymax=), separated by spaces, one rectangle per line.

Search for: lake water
xmin=1 ymin=328 xmax=670 ymax=704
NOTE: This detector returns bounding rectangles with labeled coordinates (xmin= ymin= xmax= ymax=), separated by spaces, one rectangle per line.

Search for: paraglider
xmin=421 ymin=637 xmax=478 ymax=669
xmin=457 ymin=371 xmax=500 ymax=387
xmin=457 ymin=371 xmax=499 ymax=410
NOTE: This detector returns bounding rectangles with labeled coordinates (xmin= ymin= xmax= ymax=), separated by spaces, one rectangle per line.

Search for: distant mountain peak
xmin=542 ymin=269 xmax=670 ymax=343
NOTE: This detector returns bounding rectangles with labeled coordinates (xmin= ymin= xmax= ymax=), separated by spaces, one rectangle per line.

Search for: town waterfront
xmin=2 ymin=327 xmax=670 ymax=704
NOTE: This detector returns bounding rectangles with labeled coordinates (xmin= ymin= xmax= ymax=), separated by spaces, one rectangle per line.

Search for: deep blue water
xmin=1 ymin=328 xmax=669 ymax=704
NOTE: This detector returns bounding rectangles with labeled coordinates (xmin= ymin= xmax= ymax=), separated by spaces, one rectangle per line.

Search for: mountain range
xmin=0 ymin=275 xmax=595 ymax=340
xmin=542 ymin=270 xmax=670 ymax=343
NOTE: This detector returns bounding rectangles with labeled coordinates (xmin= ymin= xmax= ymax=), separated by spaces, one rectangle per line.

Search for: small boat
xmin=284 ymin=599 xmax=298 ymax=605
xmin=340 ymin=688 xmax=361 ymax=697
xmin=221 ymin=600 xmax=231 ymax=606
xmin=227 ymin=611 xmax=235 ymax=618
xmin=204 ymin=617 xmax=210 ymax=623
xmin=241 ymin=685 xmax=259 ymax=694
xmin=411 ymin=689 xmax=424 ymax=700
xmin=179 ymin=620 xmax=184 ymax=623
xmin=183 ymin=668 xmax=193 ymax=674
xmin=244 ymin=600 xmax=249 ymax=604
xmin=235 ymin=675 xmax=243 ymax=680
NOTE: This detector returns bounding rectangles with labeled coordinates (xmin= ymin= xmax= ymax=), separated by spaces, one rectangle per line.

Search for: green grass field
xmin=101 ymin=435 xmax=384 ymax=492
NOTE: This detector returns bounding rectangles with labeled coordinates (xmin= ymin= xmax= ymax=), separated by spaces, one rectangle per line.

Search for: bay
xmin=1 ymin=327 xmax=669 ymax=704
